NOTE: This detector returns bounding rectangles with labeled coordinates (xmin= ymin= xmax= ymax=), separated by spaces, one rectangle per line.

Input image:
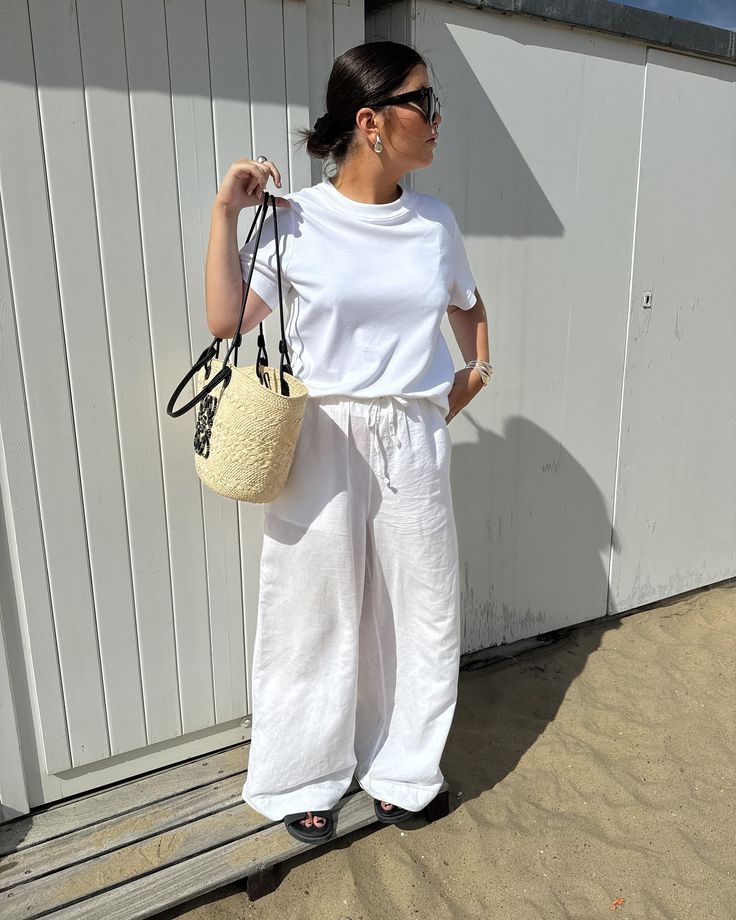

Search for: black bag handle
xmin=166 ymin=192 xmax=291 ymax=418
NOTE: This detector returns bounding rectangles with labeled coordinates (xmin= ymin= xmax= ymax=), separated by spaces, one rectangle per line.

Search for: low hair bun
xmin=312 ymin=113 xmax=333 ymax=144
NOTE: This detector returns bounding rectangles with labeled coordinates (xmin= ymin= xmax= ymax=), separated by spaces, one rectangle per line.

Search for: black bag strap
xmin=167 ymin=192 xmax=291 ymax=418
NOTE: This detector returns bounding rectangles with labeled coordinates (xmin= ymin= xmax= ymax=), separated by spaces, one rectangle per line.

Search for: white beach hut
xmin=0 ymin=0 xmax=734 ymax=910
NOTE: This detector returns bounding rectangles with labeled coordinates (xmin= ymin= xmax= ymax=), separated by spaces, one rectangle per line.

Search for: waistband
xmin=309 ymin=395 xmax=413 ymax=493
xmin=307 ymin=393 xmax=412 ymax=407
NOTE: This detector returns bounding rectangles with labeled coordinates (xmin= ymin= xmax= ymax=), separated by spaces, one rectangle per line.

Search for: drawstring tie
xmin=366 ymin=395 xmax=410 ymax=492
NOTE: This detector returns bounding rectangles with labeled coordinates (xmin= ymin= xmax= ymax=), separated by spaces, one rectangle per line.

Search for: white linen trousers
xmin=241 ymin=393 xmax=461 ymax=821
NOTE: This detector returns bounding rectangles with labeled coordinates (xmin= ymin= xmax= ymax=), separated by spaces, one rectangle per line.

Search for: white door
xmin=609 ymin=48 xmax=736 ymax=612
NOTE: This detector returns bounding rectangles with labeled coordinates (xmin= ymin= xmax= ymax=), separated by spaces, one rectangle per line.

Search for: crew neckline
xmin=319 ymin=176 xmax=412 ymax=222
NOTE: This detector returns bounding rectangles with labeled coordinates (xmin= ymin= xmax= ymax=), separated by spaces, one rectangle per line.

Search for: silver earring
xmin=374 ymin=134 xmax=383 ymax=154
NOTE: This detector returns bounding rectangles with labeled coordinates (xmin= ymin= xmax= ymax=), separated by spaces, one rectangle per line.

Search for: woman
xmin=205 ymin=40 xmax=491 ymax=844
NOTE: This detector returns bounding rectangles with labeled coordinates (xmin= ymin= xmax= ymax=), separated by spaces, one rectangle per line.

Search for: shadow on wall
xmin=434 ymin=24 xmax=567 ymax=241
xmin=450 ymin=409 xmax=623 ymax=651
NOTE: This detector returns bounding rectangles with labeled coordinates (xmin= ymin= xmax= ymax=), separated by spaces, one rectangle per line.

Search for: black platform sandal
xmin=373 ymin=798 xmax=416 ymax=824
xmin=283 ymin=810 xmax=335 ymax=843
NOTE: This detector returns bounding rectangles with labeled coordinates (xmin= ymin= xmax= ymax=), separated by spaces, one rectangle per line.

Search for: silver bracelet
xmin=465 ymin=359 xmax=493 ymax=386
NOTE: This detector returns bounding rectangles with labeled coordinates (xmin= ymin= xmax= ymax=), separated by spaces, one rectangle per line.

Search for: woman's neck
xmin=328 ymin=173 xmax=402 ymax=205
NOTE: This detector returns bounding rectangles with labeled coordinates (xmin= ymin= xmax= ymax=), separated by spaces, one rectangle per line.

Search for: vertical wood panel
xmin=245 ymin=0 xmax=291 ymax=169
xmin=208 ymin=0 xmax=253 ymax=184
xmin=0 ymin=0 xmax=72 ymax=778
xmin=207 ymin=0 xmax=262 ymax=716
xmin=77 ymin=0 xmax=180 ymax=747
xmin=284 ymin=0 xmax=312 ymax=196
xmin=207 ymin=0 xmax=274 ymax=716
xmin=1 ymin=0 xmax=102 ymax=772
xmin=306 ymin=0 xmax=335 ymax=186
xmin=0 ymin=205 xmax=31 ymax=818
xmin=122 ymin=0 xmax=212 ymax=736
xmin=0 ymin=584 xmax=29 ymax=818
xmin=167 ymin=0 xmax=246 ymax=726
xmin=206 ymin=0 xmax=257 ymax=721
xmin=240 ymin=0 xmax=298 ymax=713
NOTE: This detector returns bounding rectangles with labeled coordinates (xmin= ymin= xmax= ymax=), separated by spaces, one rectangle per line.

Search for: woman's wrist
xmin=465 ymin=359 xmax=493 ymax=387
xmin=212 ymin=198 xmax=241 ymax=221
xmin=468 ymin=367 xmax=485 ymax=389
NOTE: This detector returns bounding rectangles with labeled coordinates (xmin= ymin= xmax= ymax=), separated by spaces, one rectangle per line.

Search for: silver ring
xmin=256 ymin=156 xmax=268 ymax=163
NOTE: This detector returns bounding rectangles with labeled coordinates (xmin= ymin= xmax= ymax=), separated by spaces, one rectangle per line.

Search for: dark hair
xmin=295 ymin=40 xmax=435 ymax=174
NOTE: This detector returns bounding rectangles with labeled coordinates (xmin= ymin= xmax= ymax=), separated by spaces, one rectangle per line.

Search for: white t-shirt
xmin=238 ymin=176 xmax=477 ymax=414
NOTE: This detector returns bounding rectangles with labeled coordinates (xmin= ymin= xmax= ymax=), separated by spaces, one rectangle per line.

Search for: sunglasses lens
xmin=424 ymin=92 xmax=431 ymax=119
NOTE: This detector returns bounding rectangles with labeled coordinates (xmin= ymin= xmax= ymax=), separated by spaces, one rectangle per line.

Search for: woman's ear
xmin=355 ymin=107 xmax=382 ymax=138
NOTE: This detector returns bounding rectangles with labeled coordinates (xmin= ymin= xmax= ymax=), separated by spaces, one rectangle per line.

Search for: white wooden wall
xmin=368 ymin=1 xmax=736 ymax=647
xmin=0 ymin=0 xmax=364 ymax=818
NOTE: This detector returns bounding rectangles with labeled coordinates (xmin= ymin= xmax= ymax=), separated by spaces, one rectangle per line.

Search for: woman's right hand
xmin=214 ymin=158 xmax=291 ymax=213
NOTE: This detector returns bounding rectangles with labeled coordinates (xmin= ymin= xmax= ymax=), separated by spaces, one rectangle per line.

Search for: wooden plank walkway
xmin=0 ymin=744 xmax=450 ymax=916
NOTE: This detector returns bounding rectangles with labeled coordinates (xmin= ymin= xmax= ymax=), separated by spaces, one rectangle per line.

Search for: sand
xmin=154 ymin=582 xmax=736 ymax=920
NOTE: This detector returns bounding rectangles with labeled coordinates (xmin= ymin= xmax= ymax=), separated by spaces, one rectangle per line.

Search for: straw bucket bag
xmin=166 ymin=192 xmax=308 ymax=503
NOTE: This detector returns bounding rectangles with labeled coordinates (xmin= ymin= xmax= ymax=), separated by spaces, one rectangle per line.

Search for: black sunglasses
xmin=365 ymin=86 xmax=441 ymax=125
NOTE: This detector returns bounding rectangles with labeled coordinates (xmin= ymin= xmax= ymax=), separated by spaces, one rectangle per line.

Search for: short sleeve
xmin=449 ymin=212 xmax=477 ymax=310
xmin=238 ymin=203 xmax=294 ymax=313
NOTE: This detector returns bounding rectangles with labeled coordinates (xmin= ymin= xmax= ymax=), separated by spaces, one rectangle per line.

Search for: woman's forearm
xmin=448 ymin=290 xmax=490 ymax=365
xmin=204 ymin=202 xmax=244 ymax=338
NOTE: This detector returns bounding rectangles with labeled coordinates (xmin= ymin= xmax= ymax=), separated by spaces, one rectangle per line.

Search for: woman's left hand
xmin=445 ymin=367 xmax=484 ymax=424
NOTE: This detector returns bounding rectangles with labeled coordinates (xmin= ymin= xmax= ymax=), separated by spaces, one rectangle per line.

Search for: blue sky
xmin=612 ymin=0 xmax=736 ymax=29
